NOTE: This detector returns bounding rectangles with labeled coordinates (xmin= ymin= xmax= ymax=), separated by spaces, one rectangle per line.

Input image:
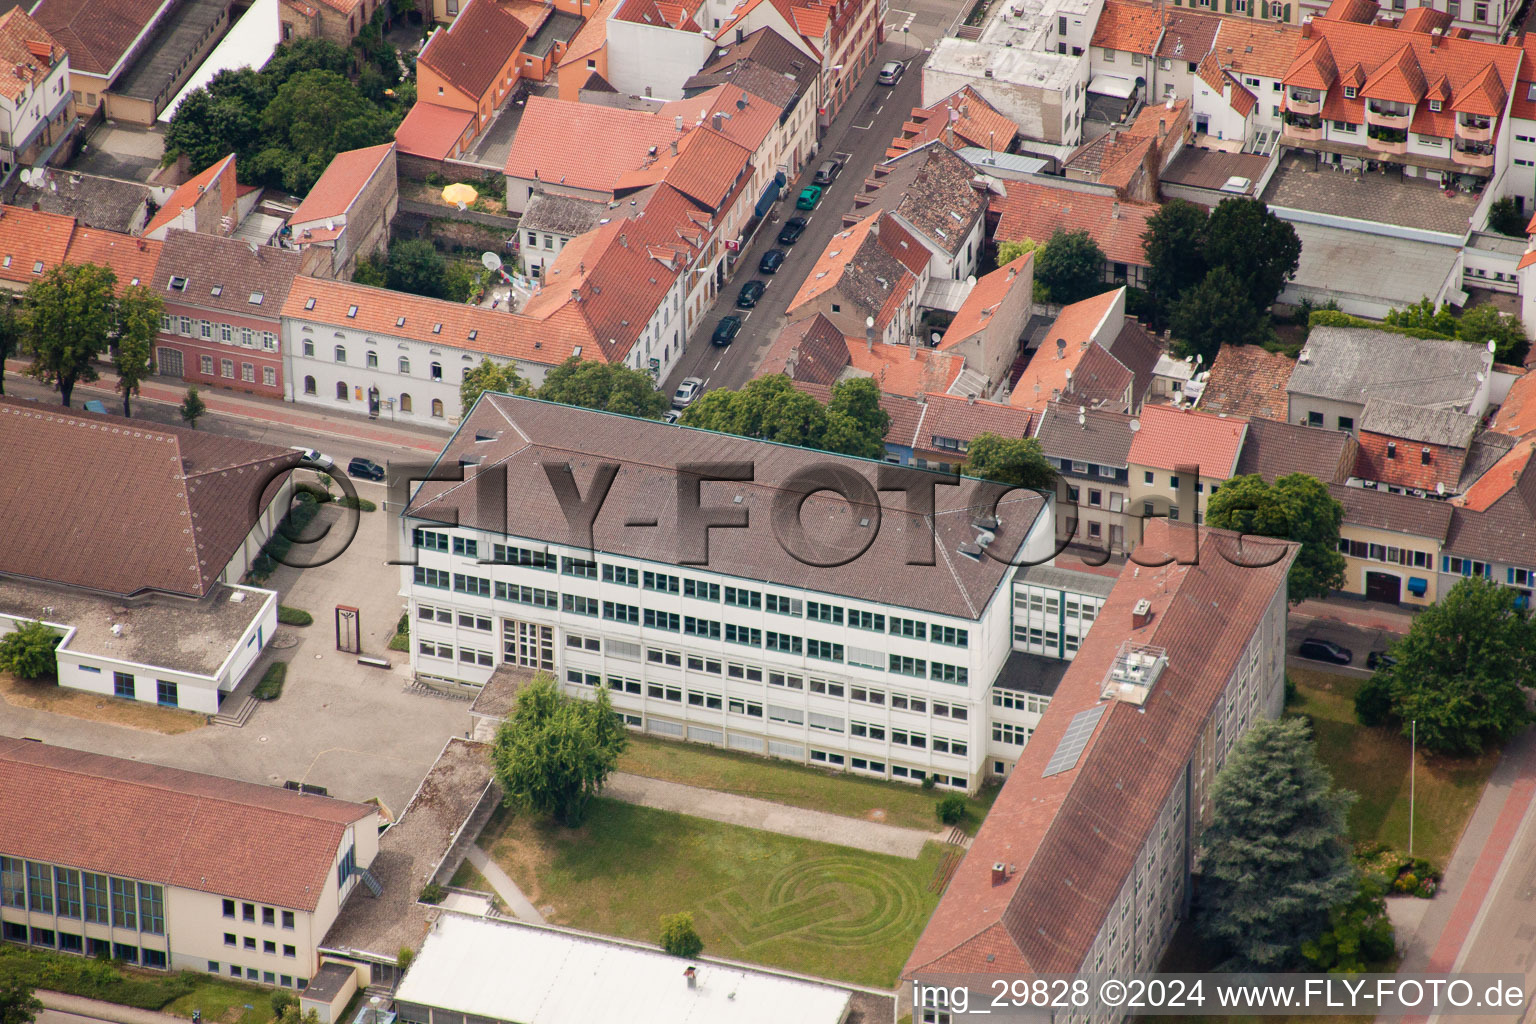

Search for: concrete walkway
xmin=603 ymin=771 xmax=946 ymax=858
xmin=37 ymin=991 xmax=184 ymax=1024
xmin=465 ymin=844 xmax=546 ymax=925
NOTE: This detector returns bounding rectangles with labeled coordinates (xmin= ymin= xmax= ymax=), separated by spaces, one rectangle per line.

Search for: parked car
xmin=672 ymin=377 xmax=704 ymax=409
xmin=777 ymin=217 xmax=807 ymax=245
xmin=712 ymin=315 xmax=743 ymax=346
xmin=759 ymin=248 xmax=786 ymax=273
xmin=877 ymin=60 xmax=906 ymax=85
xmin=736 ymin=280 xmax=765 ymax=308
xmin=1366 ymin=651 xmax=1397 ymax=670
xmin=795 ymin=185 xmax=822 ymax=210
xmin=662 ymin=409 xmax=682 ymax=424
xmin=347 ymin=456 xmax=385 ymax=481
xmin=288 ymin=446 xmax=335 ymax=471
xmin=1298 ymin=638 xmax=1353 ymax=665
xmin=812 ymin=159 xmax=842 ymax=185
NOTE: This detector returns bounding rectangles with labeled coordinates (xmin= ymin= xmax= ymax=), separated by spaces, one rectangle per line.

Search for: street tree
xmin=1370 ymin=576 xmax=1535 ymax=756
xmin=822 ymin=377 xmax=891 ymax=459
xmin=962 ymin=433 xmax=1055 ymax=489
xmin=535 ymin=358 xmax=668 ymax=418
xmin=1168 ymin=266 xmax=1269 ymax=364
xmin=995 ymin=239 xmax=1039 ymax=268
xmin=1141 ymin=199 xmax=1210 ymax=328
xmin=679 ymin=374 xmax=828 ymax=447
xmin=0 ymin=980 xmax=43 ymax=1024
xmin=1205 ymin=472 xmax=1346 ymax=605
xmin=0 ymin=620 xmax=60 ymax=681
xmin=1203 ymin=198 xmax=1301 ymax=310
xmin=114 ymin=284 xmax=164 ymax=417
xmin=1034 ymin=229 xmax=1108 ymax=305
xmin=460 ymin=357 xmax=526 ymax=413
xmin=1197 ymin=717 xmax=1358 ymax=970
xmin=490 ymin=672 xmax=627 ymax=826
xmin=180 ymin=384 xmax=207 ymax=429
xmin=0 ymin=297 xmax=20 ymax=396
xmin=23 ymin=262 xmax=117 ymax=407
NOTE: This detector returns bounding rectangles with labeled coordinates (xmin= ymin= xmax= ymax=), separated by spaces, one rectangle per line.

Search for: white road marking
xmin=853 ymin=120 xmax=875 ymax=130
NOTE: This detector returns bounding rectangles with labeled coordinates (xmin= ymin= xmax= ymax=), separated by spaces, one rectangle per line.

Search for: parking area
xmin=1286 ymin=615 xmax=1398 ymax=679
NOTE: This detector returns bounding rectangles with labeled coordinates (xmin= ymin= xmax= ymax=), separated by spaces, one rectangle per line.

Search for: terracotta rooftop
xmin=759 ymin=313 xmax=851 ymax=385
xmin=556 ymin=0 xmax=617 ymax=72
xmin=1322 ymin=0 xmax=1379 ymax=22
xmin=1490 ymin=369 xmax=1536 ymax=440
xmin=941 ymin=252 xmax=1032 ymax=350
xmin=1234 ymin=417 xmax=1356 ymax=484
xmin=1128 ymin=403 xmax=1248 ymax=476
xmin=918 ymin=391 xmax=1035 ymax=451
xmin=410 ymin=395 xmax=1047 ymax=619
xmin=30 ymin=0 xmax=165 ymax=76
xmin=1443 ymin=439 xmax=1536 ymax=565
xmin=1200 ymin=344 xmax=1293 ymax=421
xmin=0 ymin=738 xmax=376 ymax=912
xmin=1091 ymin=0 xmax=1162 ymax=55
xmin=1009 ymin=289 xmax=1125 ymax=413
xmin=153 ymin=230 xmax=304 ymax=320
xmin=144 ymin=154 xmax=238 ymax=239
xmin=288 ymin=143 xmax=394 ymax=230
xmin=63 ymin=226 xmax=161 ymax=293
xmin=905 ymin=519 xmax=1296 ymax=977
xmin=1198 ymin=51 xmax=1257 ymax=116
xmin=990 ymin=182 xmax=1158 ymax=268
xmin=0 ymin=203 xmax=74 ymax=287
xmin=787 ymin=211 xmax=921 ymax=332
xmin=885 ymin=86 xmax=1019 ymax=159
xmin=1158 ymin=6 xmax=1221 ymax=61
xmin=419 ymin=0 xmax=528 ymax=101
xmin=0 ymin=8 xmax=62 ymax=102
xmin=687 ymin=28 xmax=819 ymax=115
xmin=394 ymin=101 xmax=476 ymax=161
xmin=1207 ymin=17 xmax=1303 ymax=80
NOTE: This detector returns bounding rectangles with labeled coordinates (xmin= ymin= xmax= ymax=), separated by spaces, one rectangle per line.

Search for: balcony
xmin=1456 ymin=115 xmax=1494 ymax=142
xmin=1453 ymin=141 xmax=1496 ymax=169
xmin=1367 ymin=124 xmax=1408 ymax=155
xmin=1281 ymin=110 xmax=1323 ymax=142
xmin=1365 ymin=101 xmax=1412 ymax=130
xmin=1286 ymin=89 xmax=1322 ymax=115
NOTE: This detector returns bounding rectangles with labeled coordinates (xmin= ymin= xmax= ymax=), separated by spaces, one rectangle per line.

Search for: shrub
xmin=388 ymin=613 xmax=410 ymax=652
xmin=271 ymin=990 xmax=297 ymax=1016
xmin=278 ymin=606 xmax=313 ymax=627
xmin=1394 ymin=872 xmax=1419 ymax=894
xmin=0 ymin=620 xmax=62 ymax=680
xmin=1308 ymin=308 xmax=1454 ymax=342
xmin=936 ymin=793 xmax=968 ymax=826
xmin=921 ymin=774 xmax=937 ymax=791
xmin=1354 ymin=675 xmax=1393 ymax=727
xmin=1283 ymin=673 xmax=1298 ymax=706
xmin=396 ymin=947 xmax=415 ymax=973
xmin=419 ymin=882 xmax=445 ymax=904
xmin=337 ymin=496 xmax=376 ymax=512
xmin=254 ymin=663 xmax=286 ymax=701
xmin=659 ymin=912 xmax=704 ymax=958
xmin=293 ymin=482 xmax=333 ymax=503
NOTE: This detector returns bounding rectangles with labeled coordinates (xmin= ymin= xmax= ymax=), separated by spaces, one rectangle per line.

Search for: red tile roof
xmin=1128 ymin=402 xmax=1248 ymax=476
xmin=0 ymin=204 xmax=75 ymax=286
xmin=0 ymin=8 xmax=62 ymax=103
xmin=1491 ymin=369 xmax=1536 ymax=439
xmin=0 ymin=738 xmax=375 ymax=912
xmin=1009 ymin=289 xmax=1125 ymax=412
xmin=905 ymin=519 xmax=1296 ymax=978
xmin=886 ymin=86 xmax=1019 ymax=159
xmin=30 ymin=0 xmax=164 ymax=76
xmin=990 ymin=183 xmax=1157 ymax=268
xmin=0 ymin=398 xmax=302 ymax=598
xmin=288 ymin=143 xmax=394 ymax=229
xmin=1354 ymin=433 xmax=1467 ymax=491
xmin=787 ymin=211 xmax=917 ymax=330
xmin=418 ymin=0 xmax=528 ymax=102
xmin=1454 ymin=436 xmax=1536 ymax=511
xmin=760 ymin=313 xmax=851 ymax=384
xmin=1322 ymin=0 xmax=1378 ymax=22
xmin=1361 ymin=42 xmax=1429 ymax=104
xmin=1199 ymin=343 xmax=1293 ymax=421
xmin=941 ymin=252 xmax=1032 ymax=349
xmin=393 ymin=101 xmax=476 ymax=160
xmin=557 ymin=0 xmax=616 ymax=70
xmin=1209 ymin=19 xmax=1304 ymax=82
xmin=145 ymin=154 xmax=238 ymax=239
xmin=1090 ymin=0 xmax=1162 ymax=54
xmin=1198 ymin=52 xmax=1257 ymax=115
xmin=1398 ymin=6 xmax=1452 ymax=33
xmin=64 ymin=227 xmax=162 ymax=293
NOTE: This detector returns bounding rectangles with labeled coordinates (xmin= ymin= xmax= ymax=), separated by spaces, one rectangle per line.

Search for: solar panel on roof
xmin=1042 ymin=703 xmax=1108 ymax=778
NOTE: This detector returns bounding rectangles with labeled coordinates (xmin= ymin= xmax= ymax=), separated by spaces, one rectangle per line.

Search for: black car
xmin=758 ymin=248 xmax=786 ymax=273
xmin=712 ymin=315 xmax=743 ymax=346
xmin=736 ymin=280 xmax=765 ymax=308
xmin=1366 ymin=651 xmax=1398 ymax=670
xmin=1298 ymin=638 xmax=1352 ymax=665
xmin=347 ymin=456 xmax=385 ymax=481
xmin=777 ymin=217 xmax=807 ymax=245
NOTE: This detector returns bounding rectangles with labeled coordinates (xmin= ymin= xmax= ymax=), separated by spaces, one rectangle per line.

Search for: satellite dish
xmin=456 ymin=202 xmax=467 ymax=212
xmin=1486 ymin=339 xmax=1497 ymax=353
xmin=1435 ymin=482 xmax=1445 ymax=496
xmin=481 ymin=252 xmax=503 ymax=272
xmin=18 ymin=168 xmax=31 ymax=186
xmin=966 ymin=275 xmax=976 ymax=287
xmin=930 ymin=332 xmax=942 ymax=346
xmin=1129 ymin=418 xmax=1141 ymax=432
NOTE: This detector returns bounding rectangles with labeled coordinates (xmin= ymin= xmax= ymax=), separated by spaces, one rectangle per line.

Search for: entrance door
xmin=157 ymin=347 xmax=183 ymax=379
xmin=1364 ymin=571 xmax=1401 ymax=604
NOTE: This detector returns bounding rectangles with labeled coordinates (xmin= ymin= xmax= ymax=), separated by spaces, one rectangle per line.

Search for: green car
xmin=796 ymin=185 xmax=822 ymax=210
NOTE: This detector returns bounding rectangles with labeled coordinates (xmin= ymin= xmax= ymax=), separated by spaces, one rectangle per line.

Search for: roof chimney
xmin=670 ymin=138 xmax=678 ymax=156
xmin=571 ymin=288 xmax=582 ymax=303
xmin=675 ymin=114 xmax=684 ymax=131
xmin=1112 ymin=202 xmax=1121 ymax=219
xmin=991 ymin=862 xmax=1008 ymax=885
xmin=1131 ymin=598 xmax=1153 ymax=629
xmin=967 ymin=392 xmax=977 ymax=404
xmin=711 ymin=112 xmax=724 ymax=131
xmin=1301 ymin=16 xmax=1312 ymax=37
xmin=684 ymin=966 xmax=697 ymax=988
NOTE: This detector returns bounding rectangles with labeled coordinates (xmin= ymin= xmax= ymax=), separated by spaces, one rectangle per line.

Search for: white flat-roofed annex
xmin=393 ymin=913 xmax=852 ymax=1024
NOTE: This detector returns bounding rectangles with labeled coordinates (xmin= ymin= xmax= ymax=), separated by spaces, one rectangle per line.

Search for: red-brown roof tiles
xmin=64 ymin=227 xmax=162 ymax=293
xmin=1491 ymin=369 xmax=1536 ymax=439
xmin=418 ymin=0 xmax=528 ymax=102
xmin=288 ymin=143 xmax=395 ymax=229
xmin=1128 ymin=402 xmax=1248 ymax=476
xmin=0 ymin=204 xmax=74 ymax=287
xmin=990 ymin=183 xmax=1157 ymax=268
xmin=0 ymin=8 xmax=62 ymax=103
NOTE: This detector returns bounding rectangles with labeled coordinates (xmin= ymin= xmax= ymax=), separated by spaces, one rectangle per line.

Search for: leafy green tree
xmin=113 ymin=284 xmax=163 ymax=417
xmin=263 ymin=38 xmax=353 ymax=90
xmin=1141 ymin=199 xmax=1210 ymax=329
xmin=1034 ymin=228 xmax=1108 ymax=305
xmin=442 ymin=260 xmax=480 ymax=304
xmin=995 ymin=239 xmax=1038 ymax=267
xmin=1372 ymin=576 xmax=1535 ymax=755
xmin=23 ymin=262 xmax=117 ymax=407
xmin=461 ymin=358 xmax=526 ymax=412
xmin=679 ymin=374 xmax=827 ymax=446
xmin=1205 ymin=472 xmax=1345 ymax=605
xmin=274 ymin=1005 xmax=323 ymax=1024
xmin=659 ymin=912 xmax=704 ymax=957
xmin=384 ymin=239 xmax=449 ymax=299
xmin=962 ymin=433 xmax=1055 ymax=489
xmin=1204 ymin=198 xmax=1302 ymax=310
xmin=536 ymin=358 xmax=668 ymax=418
xmin=1300 ymin=875 xmax=1395 ymax=973
xmin=258 ymin=69 xmax=393 ymax=193
xmin=1384 ymin=297 xmax=1457 ymax=338
xmin=822 ymin=377 xmax=890 ymax=459
xmin=490 ymin=672 xmax=627 ymax=826
xmin=1197 ymin=717 xmax=1358 ymax=970
xmin=0 ymin=296 xmax=20 ymax=396
xmin=1456 ymin=304 xmax=1529 ymax=365
xmin=162 ymin=89 xmax=251 ymax=173
xmin=1168 ymin=266 xmax=1270 ymax=364
xmin=1487 ymin=195 xmax=1526 ymax=237
xmin=180 ymin=384 xmax=207 ymax=429
xmin=352 ymin=254 xmax=387 ymax=288
xmin=0 ymin=979 xmax=43 ymax=1024
xmin=0 ymin=620 xmax=61 ymax=680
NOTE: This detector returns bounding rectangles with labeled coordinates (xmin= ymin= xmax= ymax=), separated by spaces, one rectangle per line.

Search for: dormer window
xmin=396 ymin=316 xmax=406 ymax=327
xmin=1421 ymin=447 xmax=1432 ymax=464
xmin=1386 ymin=441 xmax=1397 ymax=459
xmin=1429 ymin=99 xmax=1442 ymax=111
xmin=2 ymin=256 xmax=10 ymax=268
xmin=31 ymin=261 xmax=42 ymax=274
xmin=467 ymin=330 xmax=477 ymax=341
xmin=1344 ymin=86 xmax=1357 ymax=99
xmin=432 ymin=323 xmax=442 ymax=334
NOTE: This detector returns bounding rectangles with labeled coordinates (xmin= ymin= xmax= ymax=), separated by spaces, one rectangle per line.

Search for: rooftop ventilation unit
xmin=1101 ymin=640 xmax=1168 ymax=706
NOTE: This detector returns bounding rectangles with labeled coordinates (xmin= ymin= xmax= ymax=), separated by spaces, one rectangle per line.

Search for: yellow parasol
xmin=441 ymin=182 xmax=479 ymax=206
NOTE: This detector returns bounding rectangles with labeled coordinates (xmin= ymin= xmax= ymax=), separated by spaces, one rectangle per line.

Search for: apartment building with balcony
xmin=401 ymin=394 xmax=1063 ymax=793
xmin=1278 ymin=14 xmax=1521 ymax=186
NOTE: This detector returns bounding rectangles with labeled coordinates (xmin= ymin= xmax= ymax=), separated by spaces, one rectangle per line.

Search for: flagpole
xmin=1409 ymin=719 xmax=1416 ymax=858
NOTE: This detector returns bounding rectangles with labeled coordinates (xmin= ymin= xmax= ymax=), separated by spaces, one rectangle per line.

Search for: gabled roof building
xmin=284 ymin=143 xmax=397 ymax=280
xmin=850 ymin=141 xmax=989 ymax=285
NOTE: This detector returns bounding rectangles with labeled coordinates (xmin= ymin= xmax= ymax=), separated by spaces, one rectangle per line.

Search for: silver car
xmin=877 ymin=61 xmax=905 ymax=85
xmin=672 ymin=377 xmax=704 ymax=409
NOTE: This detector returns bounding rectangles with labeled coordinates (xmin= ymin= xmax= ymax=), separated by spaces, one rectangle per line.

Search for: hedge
xmin=1308 ymin=309 xmax=1456 ymax=342
xmin=254 ymin=662 xmax=287 ymax=701
xmin=337 ymin=496 xmax=377 ymax=512
xmin=277 ymin=606 xmax=313 ymax=626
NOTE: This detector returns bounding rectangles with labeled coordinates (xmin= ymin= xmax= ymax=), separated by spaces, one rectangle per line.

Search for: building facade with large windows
xmin=401 ymin=396 xmax=1060 ymax=793
xmin=0 ymin=739 xmax=382 ymax=988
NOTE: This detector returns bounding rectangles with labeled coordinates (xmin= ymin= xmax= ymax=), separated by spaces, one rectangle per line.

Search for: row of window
xmin=0 ymin=858 xmax=164 ymax=933
xmin=220 ymin=900 xmax=296 ymax=928
xmin=221 ymin=932 xmax=297 ymax=958
xmin=302 ymin=377 xmax=445 ymax=415
xmin=1015 ymin=591 xmax=1101 ymax=621
xmin=190 ymin=354 xmax=276 ymax=386
xmin=108 ymin=670 xmax=180 ymax=707
xmin=209 ymin=960 xmax=308 ymax=988
xmin=992 ymin=689 xmax=1052 ymax=714
xmin=993 ymin=722 xmax=1032 ymax=745
xmin=161 ymin=315 xmax=276 ymax=351
xmin=419 ymin=640 xmax=495 ymax=666
xmin=302 ymin=340 xmax=453 ymax=380
xmin=1 ymin=923 xmax=168 ymax=968
xmin=1338 ymin=539 xmax=1434 ymax=569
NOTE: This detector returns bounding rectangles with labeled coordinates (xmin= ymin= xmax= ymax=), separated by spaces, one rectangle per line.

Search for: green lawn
xmin=0 ymin=945 xmax=270 ymax=1024
xmin=618 ymin=732 xmax=1000 ymax=835
xmin=161 ymin=979 xmax=273 ymax=1024
xmin=1287 ymin=668 xmax=1497 ymax=867
xmin=480 ymin=798 xmax=946 ymax=987
xmin=448 ymin=858 xmax=493 ymax=892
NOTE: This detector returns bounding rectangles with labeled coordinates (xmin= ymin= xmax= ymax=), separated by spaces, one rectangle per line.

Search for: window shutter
xmin=1226 ymin=0 xmax=1233 ymax=12
xmin=1283 ymin=3 xmax=1291 ymax=18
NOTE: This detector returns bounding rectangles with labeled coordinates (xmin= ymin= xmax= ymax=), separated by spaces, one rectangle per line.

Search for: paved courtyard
xmin=1261 ymin=151 xmax=1481 ymax=237
xmin=0 ymin=481 xmax=468 ymax=813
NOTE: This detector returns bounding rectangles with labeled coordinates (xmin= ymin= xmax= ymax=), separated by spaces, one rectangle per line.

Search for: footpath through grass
xmin=1287 ymin=668 xmax=1496 ymax=867
xmin=0 ymin=946 xmax=270 ymax=1024
xmin=618 ymin=732 xmax=1000 ymax=834
xmin=480 ymin=798 xmax=945 ymax=987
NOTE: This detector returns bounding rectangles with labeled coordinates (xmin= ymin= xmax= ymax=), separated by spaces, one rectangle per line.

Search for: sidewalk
xmin=603 ymin=771 xmax=945 ymax=858
xmin=1290 ymin=595 xmax=1418 ymax=634
xmin=465 ymin=844 xmax=547 ymax=925
xmin=37 ymin=990 xmax=186 ymax=1024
